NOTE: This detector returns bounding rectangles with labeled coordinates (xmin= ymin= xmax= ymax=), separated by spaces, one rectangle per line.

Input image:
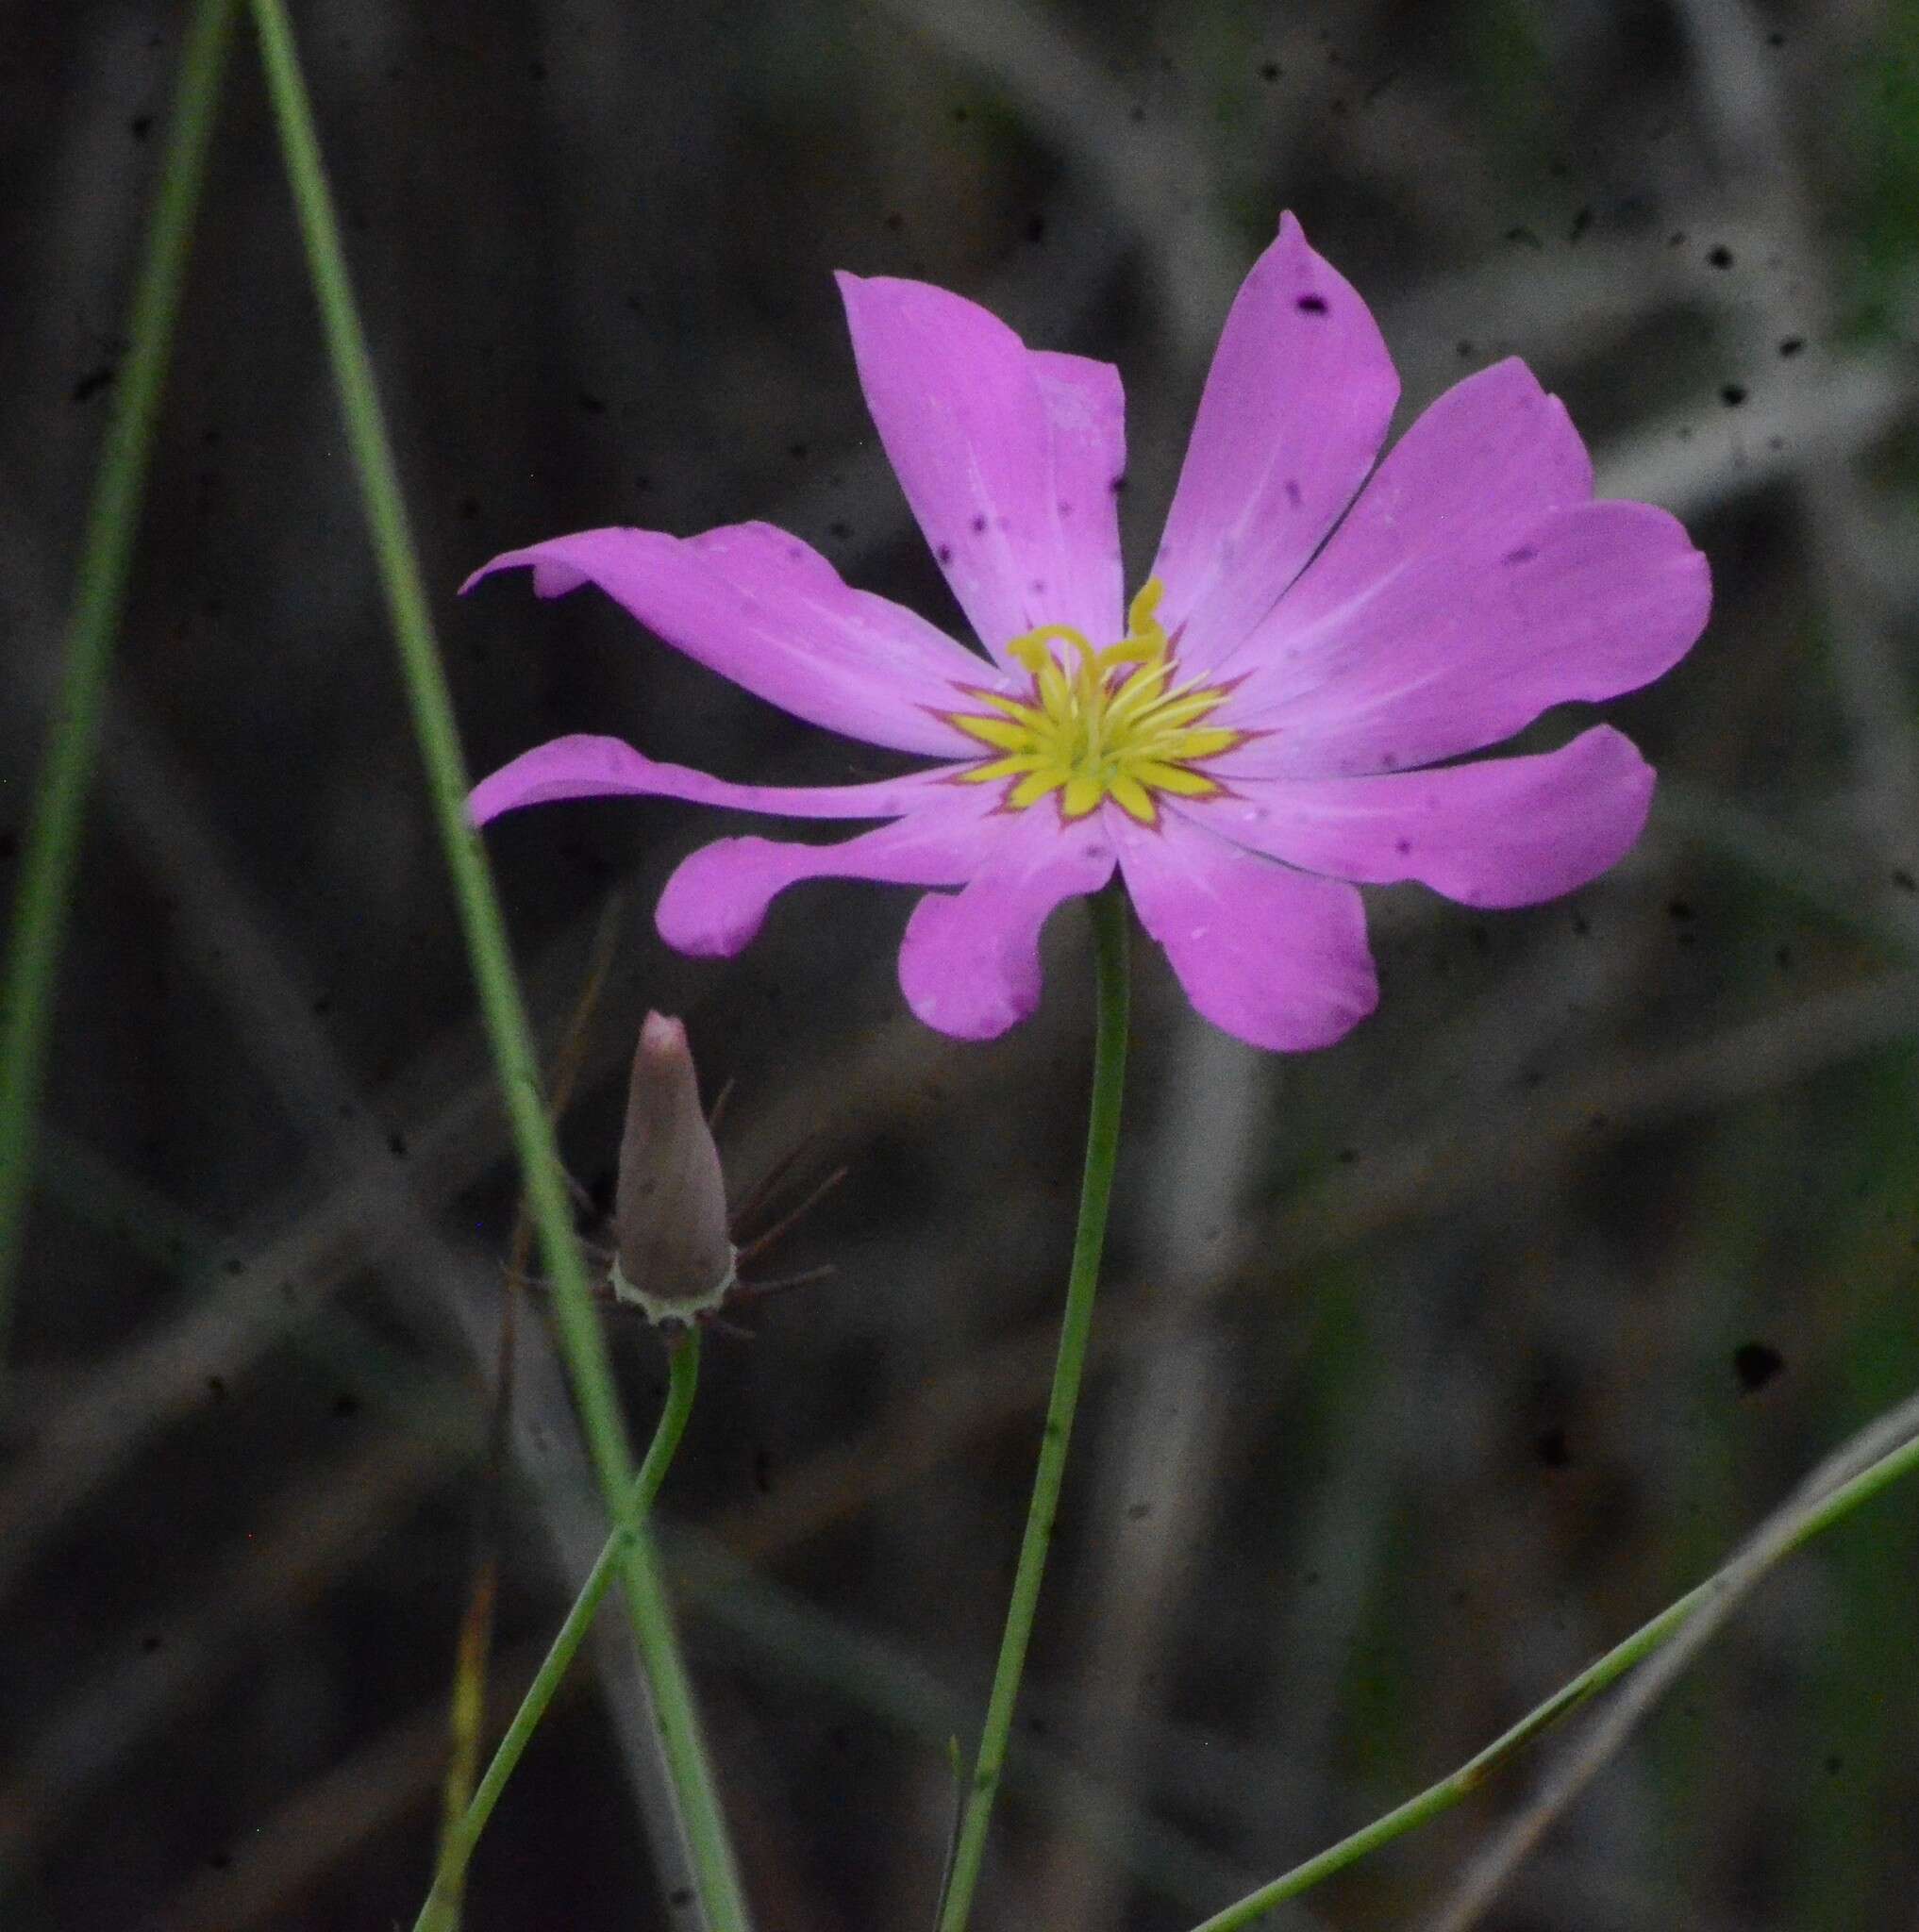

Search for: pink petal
xmin=469 ymin=732 xmax=967 ymax=828
xmin=464 ymin=524 xmax=992 ymax=758
xmin=655 ymin=780 xmax=1008 ymax=958
xmin=836 ymin=273 xmax=1126 ymax=661
xmin=1150 ymin=212 xmax=1399 ymax=676
xmin=1184 ymin=726 xmax=1655 ymax=908
xmin=1217 ymin=358 xmax=1591 ymax=681
xmin=1110 ymin=809 xmax=1377 ymax=1052
xmin=897 ymin=806 xmax=1117 ymax=1040
xmin=1032 ymin=349 xmax=1127 ymax=653
xmin=1216 ymin=499 xmax=1711 ymax=778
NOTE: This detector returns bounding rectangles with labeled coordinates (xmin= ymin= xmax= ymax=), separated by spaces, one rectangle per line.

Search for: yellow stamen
xmin=945 ymin=577 xmax=1241 ymax=824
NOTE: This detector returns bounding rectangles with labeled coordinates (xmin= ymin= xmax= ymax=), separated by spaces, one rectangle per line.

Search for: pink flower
xmin=467 ymin=214 xmax=1710 ymax=1051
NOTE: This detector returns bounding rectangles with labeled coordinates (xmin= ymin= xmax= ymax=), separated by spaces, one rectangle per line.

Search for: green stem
xmin=936 ymin=883 xmax=1130 ymax=1932
xmin=1183 ymin=1418 xmax=1919 ymax=1932
xmin=0 ymin=0 xmax=238 ymax=1384
xmin=243 ymin=7 xmax=746 ymax=1925
xmin=417 ymin=1331 xmax=702 ymax=1931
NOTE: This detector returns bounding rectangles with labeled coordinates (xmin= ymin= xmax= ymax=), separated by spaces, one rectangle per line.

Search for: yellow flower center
xmin=946 ymin=579 xmax=1242 ymax=824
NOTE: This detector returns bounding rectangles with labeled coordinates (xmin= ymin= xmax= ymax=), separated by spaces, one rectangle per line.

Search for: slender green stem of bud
xmin=415 ymin=1331 xmax=704 ymax=1931
xmin=936 ymin=882 xmax=1131 ymax=1932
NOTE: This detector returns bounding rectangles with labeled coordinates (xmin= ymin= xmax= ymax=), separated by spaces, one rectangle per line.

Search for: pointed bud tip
xmin=639 ymin=1010 xmax=689 ymax=1058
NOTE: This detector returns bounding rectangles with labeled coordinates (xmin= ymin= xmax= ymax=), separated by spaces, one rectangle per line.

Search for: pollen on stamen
xmin=944 ymin=576 xmax=1242 ymax=824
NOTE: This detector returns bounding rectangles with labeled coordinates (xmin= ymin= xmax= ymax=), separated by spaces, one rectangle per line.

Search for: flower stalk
xmin=935 ymin=882 xmax=1130 ymax=1932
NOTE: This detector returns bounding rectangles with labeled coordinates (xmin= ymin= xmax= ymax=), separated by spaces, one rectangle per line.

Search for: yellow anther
xmin=946 ymin=577 xmax=1240 ymax=824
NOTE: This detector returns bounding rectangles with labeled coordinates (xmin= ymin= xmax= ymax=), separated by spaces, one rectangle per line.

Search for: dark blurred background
xmin=6 ymin=1 xmax=1919 ymax=1926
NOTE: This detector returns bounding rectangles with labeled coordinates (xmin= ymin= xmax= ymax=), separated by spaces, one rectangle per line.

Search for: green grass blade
xmin=0 ymin=0 xmax=240 ymax=1386
xmin=242 ymin=4 xmax=748 ymax=1923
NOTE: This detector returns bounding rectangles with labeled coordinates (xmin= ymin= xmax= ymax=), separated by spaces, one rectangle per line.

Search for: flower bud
xmin=609 ymin=1012 xmax=736 ymax=1324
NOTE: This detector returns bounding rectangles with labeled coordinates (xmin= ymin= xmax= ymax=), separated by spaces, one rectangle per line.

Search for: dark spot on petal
xmin=1733 ymin=1341 xmax=1785 ymax=1392
xmin=1720 ymin=383 xmax=1748 ymax=407
xmin=1501 ymin=544 xmax=1537 ymax=565
xmin=1294 ymin=292 xmax=1328 ymax=314
xmin=1284 ymin=478 xmax=1302 ymax=508
xmin=1777 ymin=336 xmax=1805 ymax=357
xmin=1377 ymin=751 xmax=1398 ymax=769
xmin=1393 ymin=836 xmax=1411 ymax=855
xmin=1028 ymin=578 xmax=1046 ymax=594
xmin=970 ymin=512 xmax=988 ymax=533
xmin=71 ymin=366 xmax=115 ymax=403
xmin=936 ymin=543 xmax=954 ymax=564
xmin=1707 ymin=243 xmax=1735 ymax=268
xmin=1057 ymin=499 xmax=1073 ymax=517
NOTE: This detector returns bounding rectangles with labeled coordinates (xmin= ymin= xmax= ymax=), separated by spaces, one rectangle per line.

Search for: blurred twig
xmin=1185 ymin=1395 xmax=1919 ymax=1932
xmin=1418 ymin=1387 xmax=1919 ymax=1932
